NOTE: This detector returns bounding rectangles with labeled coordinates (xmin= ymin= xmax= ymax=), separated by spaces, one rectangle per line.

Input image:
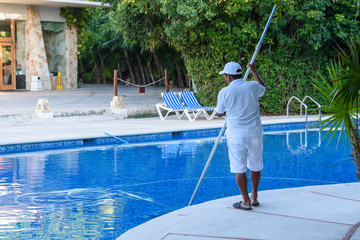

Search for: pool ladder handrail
xmin=287 ymin=96 xmax=322 ymax=125
xmin=287 ymin=96 xmax=308 ymax=124
xmin=300 ymin=96 xmax=322 ymax=121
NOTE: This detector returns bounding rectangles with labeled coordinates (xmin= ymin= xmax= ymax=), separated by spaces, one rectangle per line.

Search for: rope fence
xmin=144 ymin=77 xmax=165 ymax=87
xmin=113 ymin=69 xmax=169 ymax=95
xmin=117 ymin=77 xmax=165 ymax=87
xmin=117 ymin=78 xmax=138 ymax=87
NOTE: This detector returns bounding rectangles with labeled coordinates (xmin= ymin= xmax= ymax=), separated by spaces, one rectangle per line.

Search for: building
xmin=0 ymin=0 xmax=104 ymax=91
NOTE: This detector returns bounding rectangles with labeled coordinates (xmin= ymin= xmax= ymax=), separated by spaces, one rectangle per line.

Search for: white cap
xmin=219 ymin=62 xmax=242 ymax=75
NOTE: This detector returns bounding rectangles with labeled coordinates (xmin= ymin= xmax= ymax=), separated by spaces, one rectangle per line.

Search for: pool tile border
xmin=0 ymin=140 xmax=83 ymax=154
xmin=0 ymin=121 xmax=315 ymax=154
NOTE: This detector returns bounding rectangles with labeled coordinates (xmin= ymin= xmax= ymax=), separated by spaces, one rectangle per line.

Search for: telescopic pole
xmin=188 ymin=5 xmax=277 ymax=206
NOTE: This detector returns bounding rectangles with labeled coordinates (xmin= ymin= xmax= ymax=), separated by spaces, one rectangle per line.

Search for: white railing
xmin=287 ymin=96 xmax=308 ymax=124
xmin=301 ymin=96 xmax=322 ymax=121
xmin=287 ymin=96 xmax=322 ymax=126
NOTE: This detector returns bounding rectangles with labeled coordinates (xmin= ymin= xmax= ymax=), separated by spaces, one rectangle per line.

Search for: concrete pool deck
xmin=119 ymin=183 xmax=360 ymax=240
xmin=0 ymin=85 xmax=359 ymax=240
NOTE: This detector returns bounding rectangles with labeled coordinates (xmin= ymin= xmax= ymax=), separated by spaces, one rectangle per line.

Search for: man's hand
xmin=247 ymin=62 xmax=266 ymax=88
xmin=247 ymin=63 xmax=256 ymax=73
xmin=216 ymin=112 xmax=226 ymax=118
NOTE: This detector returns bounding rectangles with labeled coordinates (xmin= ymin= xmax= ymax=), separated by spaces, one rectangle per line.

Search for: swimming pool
xmin=0 ymin=129 xmax=356 ymax=239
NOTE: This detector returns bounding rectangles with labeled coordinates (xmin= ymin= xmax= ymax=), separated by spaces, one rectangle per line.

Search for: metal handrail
xmin=287 ymin=96 xmax=308 ymax=124
xmin=301 ymin=96 xmax=322 ymax=121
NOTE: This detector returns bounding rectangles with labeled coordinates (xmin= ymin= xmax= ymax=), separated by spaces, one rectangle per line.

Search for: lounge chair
xmin=156 ymin=92 xmax=205 ymax=121
xmin=179 ymin=91 xmax=217 ymax=120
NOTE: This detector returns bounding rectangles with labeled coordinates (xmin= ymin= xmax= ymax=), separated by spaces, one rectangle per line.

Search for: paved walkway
xmin=0 ymin=85 xmax=359 ymax=240
xmin=0 ymin=84 xmax=172 ymax=121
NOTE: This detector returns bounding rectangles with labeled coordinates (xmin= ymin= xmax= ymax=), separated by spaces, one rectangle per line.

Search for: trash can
xmin=31 ymin=76 xmax=42 ymax=91
xmin=16 ymin=75 xmax=26 ymax=89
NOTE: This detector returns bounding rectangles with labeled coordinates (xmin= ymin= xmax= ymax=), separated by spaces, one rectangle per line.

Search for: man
xmin=216 ymin=62 xmax=266 ymax=210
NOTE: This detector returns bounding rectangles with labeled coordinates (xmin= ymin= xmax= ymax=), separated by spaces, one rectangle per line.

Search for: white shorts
xmin=226 ymin=136 xmax=263 ymax=173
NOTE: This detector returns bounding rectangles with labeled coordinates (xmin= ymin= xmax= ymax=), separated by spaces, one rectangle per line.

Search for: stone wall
xmin=2 ymin=3 xmax=93 ymax=91
xmin=23 ymin=6 xmax=78 ymax=90
xmin=25 ymin=5 xmax=51 ymax=91
xmin=65 ymin=25 xmax=78 ymax=89
xmin=16 ymin=20 xmax=26 ymax=75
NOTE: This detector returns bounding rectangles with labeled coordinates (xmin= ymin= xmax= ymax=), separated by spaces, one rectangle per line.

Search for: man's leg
xmin=228 ymin=137 xmax=251 ymax=209
xmin=247 ymin=136 xmax=263 ymax=205
xmin=236 ymin=173 xmax=251 ymax=207
xmin=250 ymin=171 xmax=261 ymax=204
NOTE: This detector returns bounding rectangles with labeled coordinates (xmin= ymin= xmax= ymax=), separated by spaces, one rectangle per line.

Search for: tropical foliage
xmin=313 ymin=38 xmax=360 ymax=181
xmin=62 ymin=0 xmax=360 ymax=115
xmin=60 ymin=7 xmax=189 ymax=86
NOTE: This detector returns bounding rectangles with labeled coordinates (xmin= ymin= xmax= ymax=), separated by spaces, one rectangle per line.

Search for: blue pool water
xmin=0 ymin=129 xmax=357 ymax=239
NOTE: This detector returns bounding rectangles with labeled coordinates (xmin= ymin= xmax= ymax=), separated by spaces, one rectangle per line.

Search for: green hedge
xmin=71 ymin=0 xmax=360 ymax=115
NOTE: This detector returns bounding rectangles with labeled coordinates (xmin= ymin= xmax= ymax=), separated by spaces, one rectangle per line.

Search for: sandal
xmin=233 ymin=201 xmax=252 ymax=210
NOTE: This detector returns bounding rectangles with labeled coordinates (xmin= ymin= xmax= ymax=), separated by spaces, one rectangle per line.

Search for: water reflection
xmin=286 ymin=130 xmax=322 ymax=154
xmin=0 ymin=151 xmax=84 ymax=237
xmin=0 ymin=202 xmax=41 ymax=234
xmin=25 ymin=155 xmax=45 ymax=188
xmin=161 ymin=141 xmax=198 ymax=159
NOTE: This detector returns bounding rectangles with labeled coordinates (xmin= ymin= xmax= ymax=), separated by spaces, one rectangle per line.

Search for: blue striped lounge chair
xmin=179 ymin=91 xmax=217 ymax=120
xmin=156 ymin=92 xmax=205 ymax=121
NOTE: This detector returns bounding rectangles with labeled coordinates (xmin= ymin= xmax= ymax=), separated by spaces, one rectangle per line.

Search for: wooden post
xmin=114 ymin=70 xmax=118 ymax=96
xmin=165 ymin=69 xmax=169 ymax=92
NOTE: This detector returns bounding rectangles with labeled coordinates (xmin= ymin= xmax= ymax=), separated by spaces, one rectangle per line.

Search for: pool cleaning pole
xmin=105 ymin=132 xmax=128 ymax=144
xmin=188 ymin=5 xmax=277 ymax=206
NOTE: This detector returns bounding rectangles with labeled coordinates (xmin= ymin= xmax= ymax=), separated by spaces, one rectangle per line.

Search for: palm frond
xmin=312 ymin=49 xmax=360 ymax=146
xmin=335 ymin=38 xmax=360 ymax=107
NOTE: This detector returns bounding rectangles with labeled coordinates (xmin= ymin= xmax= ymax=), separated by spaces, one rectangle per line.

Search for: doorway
xmin=0 ymin=20 xmax=16 ymax=90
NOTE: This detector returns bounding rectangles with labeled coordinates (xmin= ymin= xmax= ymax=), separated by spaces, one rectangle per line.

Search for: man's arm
xmin=247 ymin=63 xmax=266 ymax=88
xmin=216 ymin=89 xmax=226 ymax=118
xmin=216 ymin=112 xmax=226 ymax=118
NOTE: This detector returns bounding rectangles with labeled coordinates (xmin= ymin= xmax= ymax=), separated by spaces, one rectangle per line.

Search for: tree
xmin=61 ymin=5 xmax=189 ymax=86
xmin=108 ymin=0 xmax=360 ymax=113
xmin=65 ymin=0 xmax=360 ymax=114
xmin=313 ymin=38 xmax=360 ymax=181
xmin=62 ymin=7 xmax=116 ymax=83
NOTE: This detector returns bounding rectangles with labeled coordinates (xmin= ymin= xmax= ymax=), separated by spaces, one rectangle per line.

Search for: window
xmin=0 ymin=20 xmax=11 ymax=38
